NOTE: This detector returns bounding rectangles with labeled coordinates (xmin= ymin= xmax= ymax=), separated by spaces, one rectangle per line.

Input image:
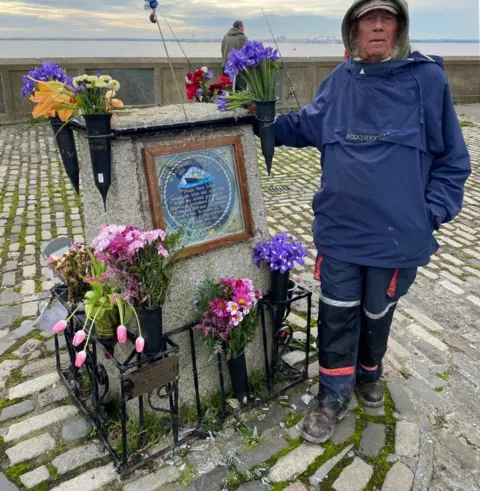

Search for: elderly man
xmin=273 ymin=0 xmax=471 ymax=443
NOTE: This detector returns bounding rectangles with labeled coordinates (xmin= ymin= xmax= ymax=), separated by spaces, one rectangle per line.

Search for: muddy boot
xmin=301 ymin=396 xmax=349 ymax=444
xmin=356 ymin=380 xmax=384 ymax=407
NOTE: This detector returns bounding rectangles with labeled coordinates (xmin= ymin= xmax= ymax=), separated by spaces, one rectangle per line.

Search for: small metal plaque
xmin=122 ymin=353 xmax=179 ymax=400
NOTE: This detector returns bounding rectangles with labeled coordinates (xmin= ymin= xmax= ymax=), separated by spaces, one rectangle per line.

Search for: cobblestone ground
xmin=0 ymin=113 xmax=478 ymax=491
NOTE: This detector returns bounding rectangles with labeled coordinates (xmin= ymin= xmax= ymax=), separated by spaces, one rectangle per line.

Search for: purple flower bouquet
xmin=216 ymin=40 xmax=280 ymax=111
xmin=253 ymin=232 xmax=307 ymax=274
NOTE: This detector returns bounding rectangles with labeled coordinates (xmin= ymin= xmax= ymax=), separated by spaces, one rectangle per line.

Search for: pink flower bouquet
xmin=194 ymin=277 xmax=262 ymax=358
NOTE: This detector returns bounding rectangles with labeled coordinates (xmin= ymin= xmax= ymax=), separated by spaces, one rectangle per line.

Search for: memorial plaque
xmin=143 ymin=136 xmax=253 ymax=257
xmin=122 ymin=353 xmax=179 ymax=400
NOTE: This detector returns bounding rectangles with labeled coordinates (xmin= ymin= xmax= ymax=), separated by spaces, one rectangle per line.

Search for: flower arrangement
xmin=49 ymin=224 xmax=182 ymax=365
xmin=253 ymin=232 xmax=307 ymax=273
xmin=90 ymin=224 xmax=183 ymax=310
xmin=185 ymin=66 xmax=232 ymax=103
xmin=73 ymin=74 xmax=124 ymax=115
xmin=217 ymin=41 xmax=280 ymax=111
xmin=21 ymin=60 xmax=76 ymax=122
xmin=21 ymin=61 xmax=124 ymax=121
xmin=46 ymin=243 xmax=91 ymax=301
xmin=194 ymin=278 xmax=262 ymax=358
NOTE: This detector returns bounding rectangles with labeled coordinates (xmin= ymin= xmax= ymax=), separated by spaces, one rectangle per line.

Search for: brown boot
xmin=356 ymin=380 xmax=384 ymax=407
xmin=301 ymin=400 xmax=348 ymax=444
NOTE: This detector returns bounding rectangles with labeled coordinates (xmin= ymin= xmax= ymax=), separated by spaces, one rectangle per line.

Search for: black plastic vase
xmin=83 ymin=114 xmax=113 ymax=211
xmin=271 ymin=270 xmax=296 ymax=325
xmin=227 ymin=351 xmax=249 ymax=403
xmin=50 ymin=117 xmax=80 ymax=195
xmin=255 ymin=100 xmax=276 ymax=176
xmin=138 ymin=308 xmax=165 ymax=356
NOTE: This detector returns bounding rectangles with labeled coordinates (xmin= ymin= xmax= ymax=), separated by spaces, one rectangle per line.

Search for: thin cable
xmin=261 ymin=8 xmax=301 ymax=109
xmin=158 ymin=10 xmax=193 ymax=71
xmin=152 ymin=12 xmax=189 ymax=125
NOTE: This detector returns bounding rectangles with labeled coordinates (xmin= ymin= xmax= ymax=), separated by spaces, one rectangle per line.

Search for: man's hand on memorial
xmin=247 ymin=102 xmax=256 ymax=114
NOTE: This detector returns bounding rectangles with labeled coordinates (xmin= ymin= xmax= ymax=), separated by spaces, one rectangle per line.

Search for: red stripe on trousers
xmin=314 ymin=254 xmax=323 ymax=281
xmin=319 ymin=365 xmax=355 ymax=376
xmin=387 ymin=268 xmax=399 ymax=297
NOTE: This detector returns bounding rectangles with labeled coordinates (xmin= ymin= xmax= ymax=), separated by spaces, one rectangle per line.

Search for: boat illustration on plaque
xmin=179 ymin=165 xmax=213 ymax=189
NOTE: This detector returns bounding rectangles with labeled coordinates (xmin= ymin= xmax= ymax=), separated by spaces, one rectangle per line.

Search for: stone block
xmin=6 ymin=433 xmax=56 ymax=464
xmin=12 ymin=338 xmax=42 ymax=358
xmin=382 ymin=462 xmax=414 ymax=491
xmin=0 ymin=400 xmax=34 ymax=422
xmin=62 ymin=418 xmax=91 ymax=441
xmin=360 ymin=422 xmax=385 ymax=458
xmin=236 ymin=436 xmax=289 ymax=472
xmin=333 ymin=457 xmax=373 ymax=491
xmin=268 ymin=443 xmax=323 ymax=482
xmin=51 ymin=463 xmax=117 ymax=491
xmin=19 ymin=466 xmax=50 ymax=489
xmin=4 ymin=405 xmax=78 ymax=442
xmin=309 ymin=444 xmax=353 ymax=486
xmin=8 ymin=371 xmax=59 ymax=399
xmin=395 ymin=422 xmax=420 ymax=458
xmin=38 ymin=385 xmax=69 ymax=407
xmin=122 ymin=465 xmax=180 ymax=491
xmin=52 ymin=442 xmax=106 ymax=474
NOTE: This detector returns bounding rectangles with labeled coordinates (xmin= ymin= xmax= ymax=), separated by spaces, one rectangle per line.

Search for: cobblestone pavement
xmin=0 ymin=112 xmax=478 ymax=490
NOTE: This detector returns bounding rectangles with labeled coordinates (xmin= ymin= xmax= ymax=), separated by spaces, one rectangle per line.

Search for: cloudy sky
xmin=0 ymin=0 xmax=478 ymax=39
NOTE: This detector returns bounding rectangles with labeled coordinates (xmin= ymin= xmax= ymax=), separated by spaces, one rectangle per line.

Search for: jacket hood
xmin=342 ymin=0 xmax=411 ymax=60
xmin=226 ymin=27 xmax=244 ymax=37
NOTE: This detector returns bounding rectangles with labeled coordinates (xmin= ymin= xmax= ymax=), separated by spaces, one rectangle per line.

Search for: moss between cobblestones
xmin=283 ymin=412 xmax=303 ymax=428
xmin=180 ymin=464 xmax=199 ymax=485
xmin=5 ymin=367 xmax=23 ymax=388
xmin=4 ymin=462 xmax=31 ymax=487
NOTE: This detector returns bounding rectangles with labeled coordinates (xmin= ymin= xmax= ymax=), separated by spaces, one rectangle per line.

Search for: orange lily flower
xmin=28 ymin=78 xmax=76 ymax=121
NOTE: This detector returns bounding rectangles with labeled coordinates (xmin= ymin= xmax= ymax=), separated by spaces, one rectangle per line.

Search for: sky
xmin=0 ymin=0 xmax=478 ymax=40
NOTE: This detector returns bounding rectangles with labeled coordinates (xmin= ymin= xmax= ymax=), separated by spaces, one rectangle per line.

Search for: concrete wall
xmin=0 ymin=56 xmax=479 ymax=123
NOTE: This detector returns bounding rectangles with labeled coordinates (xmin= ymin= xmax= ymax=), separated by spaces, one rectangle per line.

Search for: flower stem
xmin=131 ymin=307 xmax=142 ymax=337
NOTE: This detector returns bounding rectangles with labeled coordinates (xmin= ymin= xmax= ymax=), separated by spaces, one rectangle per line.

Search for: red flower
xmin=186 ymin=85 xmax=198 ymax=100
xmin=208 ymin=83 xmax=223 ymax=93
xmin=219 ymin=76 xmax=233 ymax=88
xmin=194 ymin=69 xmax=204 ymax=78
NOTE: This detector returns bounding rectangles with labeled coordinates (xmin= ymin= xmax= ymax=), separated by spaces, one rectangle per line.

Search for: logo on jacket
xmin=346 ymin=132 xmax=387 ymax=143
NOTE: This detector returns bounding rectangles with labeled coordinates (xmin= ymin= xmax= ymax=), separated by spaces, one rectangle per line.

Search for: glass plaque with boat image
xmin=143 ymin=137 xmax=254 ymax=256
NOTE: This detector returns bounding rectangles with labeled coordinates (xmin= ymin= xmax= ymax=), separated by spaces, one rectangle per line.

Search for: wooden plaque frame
xmin=143 ymin=135 xmax=254 ymax=258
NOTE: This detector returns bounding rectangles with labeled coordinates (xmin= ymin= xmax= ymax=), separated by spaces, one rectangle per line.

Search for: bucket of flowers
xmin=216 ymin=41 xmax=280 ymax=175
xmin=194 ymin=277 xmax=262 ymax=403
xmin=253 ymin=232 xmax=307 ymax=322
xmin=21 ymin=60 xmax=80 ymax=194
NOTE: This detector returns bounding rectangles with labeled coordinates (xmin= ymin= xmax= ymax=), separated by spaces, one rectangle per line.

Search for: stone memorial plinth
xmin=73 ymin=104 xmax=273 ymax=404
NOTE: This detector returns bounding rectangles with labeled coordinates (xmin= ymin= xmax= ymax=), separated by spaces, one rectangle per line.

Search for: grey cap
xmin=351 ymin=0 xmax=399 ymax=18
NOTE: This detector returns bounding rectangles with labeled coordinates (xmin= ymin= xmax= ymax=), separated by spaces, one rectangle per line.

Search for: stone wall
xmin=0 ymin=56 xmax=479 ymax=123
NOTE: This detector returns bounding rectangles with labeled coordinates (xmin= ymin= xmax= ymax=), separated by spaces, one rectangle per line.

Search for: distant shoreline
xmin=0 ymin=38 xmax=478 ymax=43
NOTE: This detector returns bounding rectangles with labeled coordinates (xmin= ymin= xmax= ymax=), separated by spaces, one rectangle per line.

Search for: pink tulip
xmin=294 ymin=275 xmax=301 ymax=283
xmin=72 ymin=330 xmax=86 ymax=347
xmin=75 ymin=350 xmax=87 ymax=368
xmin=117 ymin=325 xmax=127 ymax=344
xmin=135 ymin=336 xmax=145 ymax=353
xmin=52 ymin=320 xmax=67 ymax=334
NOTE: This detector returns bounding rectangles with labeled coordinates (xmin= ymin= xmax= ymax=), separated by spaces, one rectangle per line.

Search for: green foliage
xmin=133 ymin=228 xmax=183 ymax=309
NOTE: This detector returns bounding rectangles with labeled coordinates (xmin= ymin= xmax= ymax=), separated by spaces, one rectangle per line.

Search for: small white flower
xmin=87 ymin=75 xmax=98 ymax=83
xmin=100 ymin=75 xmax=112 ymax=82
xmin=185 ymin=76 xmax=192 ymax=85
xmin=94 ymin=80 xmax=107 ymax=88
xmin=110 ymin=80 xmax=120 ymax=91
xmin=201 ymin=66 xmax=208 ymax=74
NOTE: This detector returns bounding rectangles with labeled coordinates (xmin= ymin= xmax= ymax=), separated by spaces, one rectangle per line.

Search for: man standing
xmin=273 ymin=0 xmax=470 ymax=443
xmin=221 ymin=20 xmax=248 ymax=89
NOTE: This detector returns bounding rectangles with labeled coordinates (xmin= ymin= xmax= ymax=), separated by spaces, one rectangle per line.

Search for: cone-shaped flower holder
xmin=256 ymin=100 xmax=276 ymax=176
xmin=49 ymin=117 xmax=80 ymax=195
xmin=83 ymin=114 xmax=113 ymax=212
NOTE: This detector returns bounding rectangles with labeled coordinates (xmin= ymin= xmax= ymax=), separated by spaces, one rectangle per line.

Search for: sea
xmin=0 ymin=40 xmax=479 ymax=59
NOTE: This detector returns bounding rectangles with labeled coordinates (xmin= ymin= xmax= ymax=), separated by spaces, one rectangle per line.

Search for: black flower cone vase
xmin=271 ymin=270 xmax=292 ymax=325
xmin=50 ymin=117 xmax=80 ymax=195
xmin=227 ymin=351 xmax=249 ymax=403
xmin=256 ymin=100 xmax=276 ymax=176
xmin=83 ymin=114 xmax=113 ymax=211
xmin=138 ymin=308 xmax=165 ymax=356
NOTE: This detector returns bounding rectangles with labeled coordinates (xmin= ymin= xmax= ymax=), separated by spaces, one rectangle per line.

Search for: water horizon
xmin=1 ymin=39 xmax=479 ymax=59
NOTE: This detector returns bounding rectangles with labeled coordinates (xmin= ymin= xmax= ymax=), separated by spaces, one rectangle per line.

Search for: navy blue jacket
xmin=275 ymin=52 xmax=471 ymax=268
